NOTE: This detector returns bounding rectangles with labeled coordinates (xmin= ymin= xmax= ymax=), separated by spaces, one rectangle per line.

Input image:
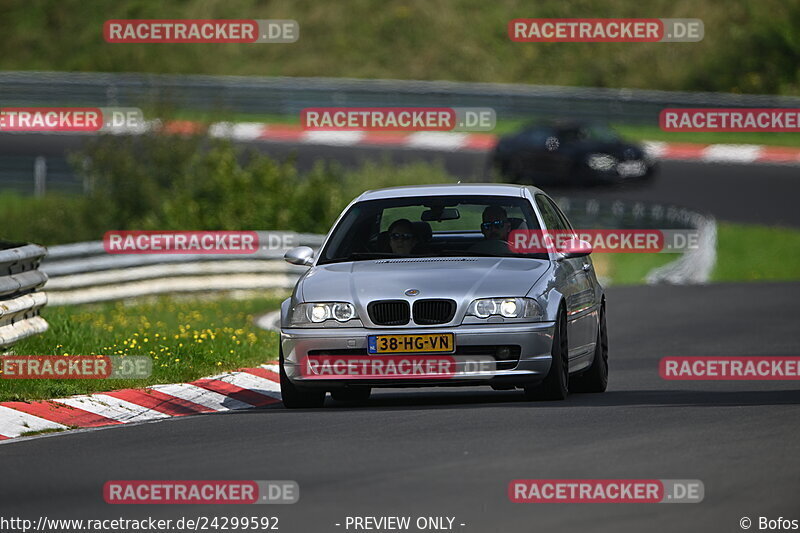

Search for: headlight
xmin=586 ymin=153 xmax=617 ymax=171
xmin=332 ymin=302 xmax=356 ymax=321
xmin=466 ymin=298 xmax=543 ymax=320
xmin=290 ymin=302 xmax=359 ymax=327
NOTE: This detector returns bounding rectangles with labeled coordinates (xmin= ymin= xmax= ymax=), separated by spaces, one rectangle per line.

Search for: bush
xmin=0 ymin=133 xmax=455 ymax=244
xmin=0 ymin=192 xmax=96 ymax=245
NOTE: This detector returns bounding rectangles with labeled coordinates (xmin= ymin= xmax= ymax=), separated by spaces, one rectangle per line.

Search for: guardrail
xmin=0 ymin=242 xmax=49 ymax=350
xmin=41 ymin=232 xmax=325 ymax=306
xmin=553 ymin=197 xmax=716 ymax=284
xmin=2 ymin=71 xmax=798 ymax=125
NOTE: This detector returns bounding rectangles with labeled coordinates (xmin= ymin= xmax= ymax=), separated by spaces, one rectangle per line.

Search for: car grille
xmin=368 ymin=300 xmax=410 ymax=326
xmin=412 ymin=299 xmax=456 ymax=325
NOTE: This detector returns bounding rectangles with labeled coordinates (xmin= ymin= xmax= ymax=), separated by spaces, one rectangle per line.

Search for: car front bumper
xmin=280 ymin=322 xmax=555 ymax=389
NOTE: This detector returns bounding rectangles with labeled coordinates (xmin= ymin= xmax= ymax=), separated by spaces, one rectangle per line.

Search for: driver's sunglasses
xmin=481 ymin=219 xmax=508 ymax=231
xmin=390 ymin=232 xmax=415 ymax=241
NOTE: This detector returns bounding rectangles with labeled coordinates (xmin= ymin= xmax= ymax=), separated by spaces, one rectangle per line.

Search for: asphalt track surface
xmin=2 ymin=281 xmax=799 ymax=532
xmin=2 ymin=133 xmax=799 ymax=226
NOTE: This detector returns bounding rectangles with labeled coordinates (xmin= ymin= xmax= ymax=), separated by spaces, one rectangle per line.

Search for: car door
xmin=547 ymin=127 xmax=581 ymax=177
xmin=514 ymin=127 xmax=555 ymax=177
xmin=535 ymin=195 xmax=598 ymax=366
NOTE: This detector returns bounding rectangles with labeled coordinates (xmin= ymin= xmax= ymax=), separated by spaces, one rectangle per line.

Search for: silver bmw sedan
xmin=279 ymin=183 xmax=607 ymax=408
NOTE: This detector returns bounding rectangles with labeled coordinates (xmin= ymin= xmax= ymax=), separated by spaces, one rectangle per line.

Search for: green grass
xmin=0 ymin=192 xmax=96 ymax=245
xmin=19 ymin=427 xmax=72 ymax=437
xmin=613 ymin=125 xmax=800 ymax=149
xmin=600 ymin=222 xmax=800 ymax=285
xmin=1 ymin=0 xmax=798 ymax=96
xmin=0 ymin=295 xmax=285 ymax=402
xmin=598 ymin=252 xmax=676 ymax=285
xmin=712 ymin=223 xmax=800 ymax=282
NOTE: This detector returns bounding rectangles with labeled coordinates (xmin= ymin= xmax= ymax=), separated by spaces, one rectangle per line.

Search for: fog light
xmin=496 ymin=346 xmax=511 ymax=360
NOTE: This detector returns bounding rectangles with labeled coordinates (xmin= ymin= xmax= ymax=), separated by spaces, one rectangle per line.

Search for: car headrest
xmin=508 ymin=217 xmax=528 ymax=230
xmin=375 ymin=231 xmax=391 ymax=252
xmin=411 ymin=221 xmax=432 ymax=241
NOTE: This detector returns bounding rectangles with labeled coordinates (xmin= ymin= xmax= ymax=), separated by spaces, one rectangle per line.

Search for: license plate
xmin=368 ymin=333 xmax=455 ymax=354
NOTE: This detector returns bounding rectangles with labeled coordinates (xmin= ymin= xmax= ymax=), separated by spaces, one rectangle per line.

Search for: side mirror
xmin=559 ymin=238 xmax=592 ymax=259
xmin=284 ymin=246 xmax=315 ymax=266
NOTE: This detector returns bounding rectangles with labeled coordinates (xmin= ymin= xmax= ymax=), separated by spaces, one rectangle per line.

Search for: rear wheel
xmin=331 ymin=386 xmax=371 ymax=404
xmin=571 ymin=303 xmax=608 ymax=393
xmin=524 ymin=308 xmax=569 ymax=401
xmin=279 ymin=346 xmax=326 ymax=409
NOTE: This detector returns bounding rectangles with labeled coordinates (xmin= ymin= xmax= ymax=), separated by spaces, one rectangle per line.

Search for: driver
xmin=468 ymin=205 xmax=513 ymax=254
xmin=387 ymin=218 xmax=419 ymax=255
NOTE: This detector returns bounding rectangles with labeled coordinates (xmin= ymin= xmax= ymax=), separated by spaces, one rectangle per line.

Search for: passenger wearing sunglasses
xmin=387 ymin=218 xmax=419 ymax=256
xmin=469 ymin=205 xmax=513 ymax=254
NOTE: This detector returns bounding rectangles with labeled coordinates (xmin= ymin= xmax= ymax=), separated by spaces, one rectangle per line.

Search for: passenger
xmin=387 ymin=218 xmax=419 ymax=255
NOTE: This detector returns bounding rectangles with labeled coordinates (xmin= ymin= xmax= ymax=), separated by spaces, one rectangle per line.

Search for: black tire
xmin=524 ymin=308 xmax=569 ymax=401
xmin=279 ymin=346 xmax=326 ymax=409
xmin=331 ymin=387 xmax=372 ymax=403
xmin=570 ymin=303 xmax=608 ymax=393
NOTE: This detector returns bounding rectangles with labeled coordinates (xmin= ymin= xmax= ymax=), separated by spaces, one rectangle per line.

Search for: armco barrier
xmin=41 ymin=232 xmax=325 ymax=306
xmin=553 ymin=197 xmax=716 ymax=284
xmin=0 ymin=242 xmax=49 ymax=350
xmin=2 ymin=71 xmax=798 ymax=125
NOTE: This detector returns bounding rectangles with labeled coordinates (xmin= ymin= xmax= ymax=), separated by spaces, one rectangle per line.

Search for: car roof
xmin=356 ymin=183 xmax=546 ymax=201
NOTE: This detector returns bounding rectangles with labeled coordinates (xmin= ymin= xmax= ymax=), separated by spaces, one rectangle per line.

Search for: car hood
xmin=298 ymin=257 xmax=550 ymax=308
xmin=577 ymin=141 xmax=644 ymax=159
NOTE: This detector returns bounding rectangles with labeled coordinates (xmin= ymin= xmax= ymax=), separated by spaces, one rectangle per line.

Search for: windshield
xmin=317 ymin=194 xmax=547 ymax=264
xmin=552 ymin=124 xmax=620 ymax=144
xmin=583 ymin=124 xmax=620 ymax=143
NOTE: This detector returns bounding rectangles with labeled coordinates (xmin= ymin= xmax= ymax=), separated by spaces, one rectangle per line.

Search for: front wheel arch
xmin=524 ymin=303 xmax=569 ymax=401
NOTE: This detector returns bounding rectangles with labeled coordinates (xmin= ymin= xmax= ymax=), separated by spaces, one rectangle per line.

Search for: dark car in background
xmin=491 ymin=121 xmax=657 ymax=186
